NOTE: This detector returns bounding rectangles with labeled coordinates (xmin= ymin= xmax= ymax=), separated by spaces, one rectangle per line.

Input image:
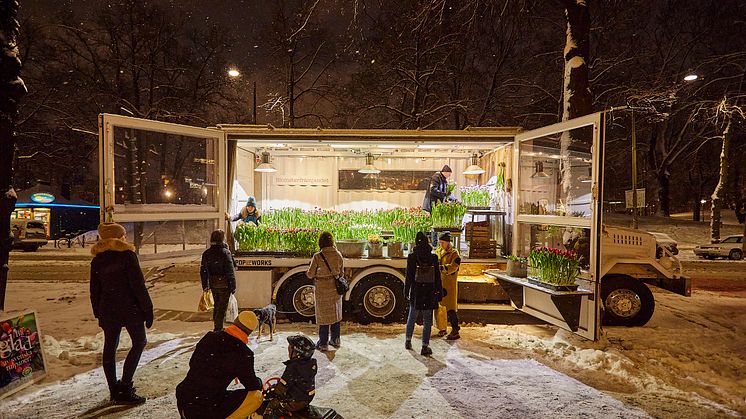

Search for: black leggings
xmin=212 ymin=288 xmax=231 ymax=331
xmin=102 ymin=323 xmax=147 ymax=388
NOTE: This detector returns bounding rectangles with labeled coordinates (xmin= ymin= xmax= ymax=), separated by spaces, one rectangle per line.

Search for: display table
xmin=464 ymin=210 xmax=506 ymax=256
xmin=484 ymin=269 xmax=593 ymax=332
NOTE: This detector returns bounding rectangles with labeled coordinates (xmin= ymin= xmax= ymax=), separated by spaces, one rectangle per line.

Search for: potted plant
xmin=386 ymin=238 xmax=404 ymax=258
xmin=460 ymin=185 xmax=491 ymax=209
xmin=527 ymin=247 xmax=581 ymax=291
xmin=367 ymin=234 xmax=383 ymax=258
xmin=505 ymin=255 xmax=528 ymax=278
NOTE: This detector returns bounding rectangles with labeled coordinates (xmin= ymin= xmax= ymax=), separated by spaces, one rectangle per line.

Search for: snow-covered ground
xmin=1 ymin=275 xmax=745 ymax=418
xmin=1 ymin=213 xmax=744 ymax=418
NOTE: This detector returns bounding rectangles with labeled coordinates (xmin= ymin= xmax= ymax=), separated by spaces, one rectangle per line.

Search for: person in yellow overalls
xmin=435 ymin=232 xmax=461 ymax=340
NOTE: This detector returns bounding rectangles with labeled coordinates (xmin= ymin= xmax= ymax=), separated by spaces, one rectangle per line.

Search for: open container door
xmin=98 ymin=114 xmax=227 ymax=254
xmin=510 ymin=112 xmax=604 ymax=340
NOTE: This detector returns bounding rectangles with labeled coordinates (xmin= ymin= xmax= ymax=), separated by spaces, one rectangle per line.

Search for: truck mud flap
xmin=650 ymin=276 xmax=691 ymax=297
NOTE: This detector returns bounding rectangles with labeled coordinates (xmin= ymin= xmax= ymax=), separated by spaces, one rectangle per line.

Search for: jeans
xmin=318 ymin=322 xmax=340 ymax=346
xmin=405 ymin=304 xmax=433 ymax=347
xmin=212 ymin=288 xmax=231 ymax=331
xmin=102 ymin=323 xmax=147 ymax=389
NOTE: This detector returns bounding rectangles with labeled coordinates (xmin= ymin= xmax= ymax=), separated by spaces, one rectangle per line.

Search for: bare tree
xmin=0 ymin=0 xmax=27 ymax=310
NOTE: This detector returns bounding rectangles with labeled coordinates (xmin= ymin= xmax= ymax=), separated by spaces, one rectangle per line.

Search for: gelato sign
xmin=30 ymin=193 xmax=55 ymax=204
xmin=0 ymin=311 xmax=47 ymax=399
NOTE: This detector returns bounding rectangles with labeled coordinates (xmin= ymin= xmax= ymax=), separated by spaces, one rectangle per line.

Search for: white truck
xmin=98 ymin=111 xmax=690 ymax=340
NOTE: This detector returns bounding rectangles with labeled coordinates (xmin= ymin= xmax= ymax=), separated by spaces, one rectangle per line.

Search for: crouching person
xmin=176 ymin=311 xmax=263 ymax=419
xmin=262 ymin=335 xmax=317 ymax=418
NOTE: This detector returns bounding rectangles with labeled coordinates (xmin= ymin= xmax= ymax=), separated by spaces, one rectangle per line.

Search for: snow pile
xmin=474 ymin=326 xmax=739 ymax=417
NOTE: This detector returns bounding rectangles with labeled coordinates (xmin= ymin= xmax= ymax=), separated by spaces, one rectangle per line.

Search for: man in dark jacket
xmin=90 ymin=222 xmax=153 ymax=404
xmin=262 ymin=334 xmax=317 ymax=418
xmin=201 ymin=230 xmax=237 ymax=331
xmin=422 ymin=165 xmax=453 ymax=213
xmin=176 ymin=311 xmax=263 ymax=419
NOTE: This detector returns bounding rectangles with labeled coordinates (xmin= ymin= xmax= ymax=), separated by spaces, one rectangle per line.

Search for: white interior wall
xmin=231 ymin=147 xmax=255 ymax=216
xmin=237 ymin=152 xmax=474 ymax=211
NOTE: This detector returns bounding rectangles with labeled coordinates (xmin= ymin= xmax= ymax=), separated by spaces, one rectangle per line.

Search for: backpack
xmin=414 ymin=256 xmax=435 ymax=283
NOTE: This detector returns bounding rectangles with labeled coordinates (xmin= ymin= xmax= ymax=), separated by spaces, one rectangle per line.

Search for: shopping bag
xmin=198 ymin=290 xmax=214 ymax=312
xmin=225 ymin=293 xmax=239 ymax=323
xmin=435 ymin=303 xmax=448 ymax=331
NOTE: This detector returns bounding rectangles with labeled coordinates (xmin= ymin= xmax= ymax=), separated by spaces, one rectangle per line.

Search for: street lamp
xmin=228 ymin=68 xmax=240 ymax=78
xmin=684 ymin=74 xmax=698 ymax=82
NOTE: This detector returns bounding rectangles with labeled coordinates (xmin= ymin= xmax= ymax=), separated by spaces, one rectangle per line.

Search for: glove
xmin=440 ymin=265 xmax=446 ymax=272
xmin=145 ymin=311 xmax=154 ymax=329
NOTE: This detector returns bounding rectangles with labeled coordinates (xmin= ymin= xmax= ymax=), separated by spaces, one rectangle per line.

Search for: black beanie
xmin=441 ymin=165 xmax=452 ymax=173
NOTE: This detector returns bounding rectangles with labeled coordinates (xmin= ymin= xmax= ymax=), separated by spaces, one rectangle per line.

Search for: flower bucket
xmin=367 ymin=242 xmax=383 ymax=258
xmin=336 ymin=240 xmax=367 ymax=258
xmin=506 ymin=259 xmax=527 ymax=278
xmin=387 ymin=242 xmax=404 ymax=258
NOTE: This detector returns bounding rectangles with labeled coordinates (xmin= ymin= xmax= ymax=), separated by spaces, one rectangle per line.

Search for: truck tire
xmin=729 ymin=249 xmax=743 ymax=260
xmin=277 ymin=274 xmax=316 ymax=323
xmin=351 ymin=273 xmax=406 ymax=325
xmin=601 ymin=275 xmax=654 ymax=327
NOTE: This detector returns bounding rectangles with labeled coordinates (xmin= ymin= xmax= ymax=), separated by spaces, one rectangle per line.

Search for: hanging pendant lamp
xmin=358 ymin=153 xmax=381 ymax=174
xmin=254 ymin=151 xmax=277 ymax=173
xmin=463 ymin=154 xmax=486 ymax=175
xmin=531 ymin=161 xmax=550 ymax=178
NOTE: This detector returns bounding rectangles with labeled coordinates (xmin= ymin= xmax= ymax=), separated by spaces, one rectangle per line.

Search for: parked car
xmin=649 ymin=232 xmax=679 ymax=258
xmin=11 ymin=219 xmax=48 ymax=252
xmin=694 ymin=235 xmax=744 ymax=260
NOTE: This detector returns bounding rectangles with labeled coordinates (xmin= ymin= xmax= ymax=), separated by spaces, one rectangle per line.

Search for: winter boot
xmin=113 ymin=381 xmax=146 ymax=405
xmin=420 ymin=346 xmax=432 ymax=356
xmin=329 ymin=338 xmax=341 ymax=348
xmin=446 ymin=331 xmax=461 ymax=340
xmin=109 ymin=380 xmax=122 ymax=402
xmin=405 ymin=339 xmax=413 ymax=350
xmin=436 ymin=330 xmax=448 ymax=337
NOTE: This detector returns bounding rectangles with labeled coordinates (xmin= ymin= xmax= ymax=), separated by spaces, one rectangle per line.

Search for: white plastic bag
xmin=225 ymin=293 xmax=239 ymax=323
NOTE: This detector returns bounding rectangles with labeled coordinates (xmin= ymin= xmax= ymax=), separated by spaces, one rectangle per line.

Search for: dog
xmin=253 ymin=304 xmax=277 ymax=341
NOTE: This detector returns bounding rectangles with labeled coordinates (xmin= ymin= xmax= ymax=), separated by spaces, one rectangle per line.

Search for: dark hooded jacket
xmin=271 ymin=357 xmax=317 ymax=407
xmin=89 ymin=238 xmax=153 ymax=327
xmin=176 ymin=330 xmax=263 ymax=418
xmin=200 ymin=243 xmax=237 ymax=292
xmin=422 ymin=172 xmax=448 ymax=212
xmin=405 ymin=247 xmax=443 ymax=310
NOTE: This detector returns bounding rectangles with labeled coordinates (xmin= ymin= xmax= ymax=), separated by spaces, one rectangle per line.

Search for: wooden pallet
xmin=467 ymin=239 xmax=497 ymax=258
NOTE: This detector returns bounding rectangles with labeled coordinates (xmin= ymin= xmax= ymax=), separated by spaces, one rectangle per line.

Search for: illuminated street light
xmin=228 ymin=68 xmax=240 ymax=78
xmin=684 ymin=74 xmax=698 ymax=82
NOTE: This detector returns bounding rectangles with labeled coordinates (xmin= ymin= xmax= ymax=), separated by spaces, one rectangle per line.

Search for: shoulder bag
xmin=319 ymin=252 xmax=349 ymax=295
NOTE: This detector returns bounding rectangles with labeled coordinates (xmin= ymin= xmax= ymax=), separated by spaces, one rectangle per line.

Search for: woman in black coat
xmin=90 ymin=223 xmax=153 ymax=405
xmin=200 ymin=229 xmax=237 ymax=331
xmin=404 ymin=231 xmax=443 ymax=356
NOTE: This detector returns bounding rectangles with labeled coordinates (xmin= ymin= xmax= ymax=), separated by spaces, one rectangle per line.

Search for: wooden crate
xmin=467 ymin=239 xmax=496 ymax=259
xmin=465 ymin=221 xmax=492 ymax=241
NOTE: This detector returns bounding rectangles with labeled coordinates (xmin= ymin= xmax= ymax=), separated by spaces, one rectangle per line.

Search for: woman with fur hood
xmin=90 ymin=223 xmax=153 ymax=405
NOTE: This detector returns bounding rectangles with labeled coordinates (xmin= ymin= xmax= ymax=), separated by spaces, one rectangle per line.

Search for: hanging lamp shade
xmin=531 ymin=161 xmax=550 ymax=178
xmin=358 ymin=153 xmax=381 ymax=174
xmin=254 ymin=151 xmax=277 ymax=173
xmin=463 ymin=154 xmax=485 ymax=175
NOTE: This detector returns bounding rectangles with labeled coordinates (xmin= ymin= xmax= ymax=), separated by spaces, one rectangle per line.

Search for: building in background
xmin=12 ymin=181 xmax=99 ymax=239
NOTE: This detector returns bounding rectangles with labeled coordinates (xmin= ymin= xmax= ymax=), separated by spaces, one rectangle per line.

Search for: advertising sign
xmin=30 ymin=193 xmax=55 ymax=204
xmin=625 ymin=188 xmax=646 ymax=209
xmin=0 ymin=311 xmax=47 ymax=399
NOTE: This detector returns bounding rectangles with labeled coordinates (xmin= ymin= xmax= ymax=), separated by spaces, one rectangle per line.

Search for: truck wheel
xmin=351 ymin=274 xmax=406 ymax=325
xmin=277 ymin=274 xmax=316 ymax=323
xmin=729 ymin=249 xmax=743 ymax=260
xmin=601 ymin=276 xmax=654 ymax=327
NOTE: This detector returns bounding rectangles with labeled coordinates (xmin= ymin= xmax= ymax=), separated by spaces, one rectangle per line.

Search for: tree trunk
xmin=559 ymin=0 xmax=593 ymax=205
xmin=0 ymin=0 xmax=27 ymax=311
xmin=710 ymin=119 xmax=731 ymax=243
xmin=657 ymin=169 xmax=671 ymax=217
